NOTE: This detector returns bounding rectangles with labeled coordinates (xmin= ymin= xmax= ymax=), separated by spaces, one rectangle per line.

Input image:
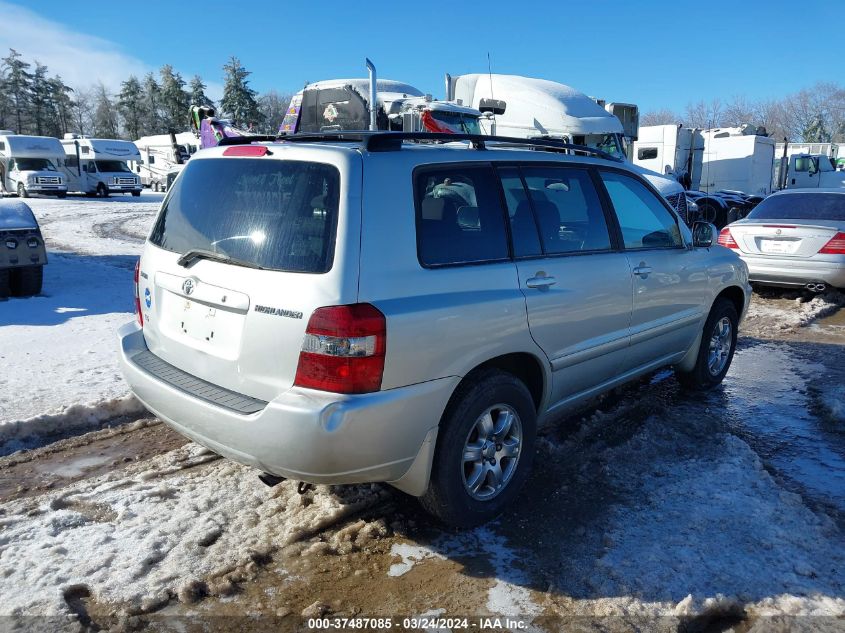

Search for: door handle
xmin=632 ymin=265 xmax=653 ymax=278
xmin=526 ymin=275 xmax=557 ymax=289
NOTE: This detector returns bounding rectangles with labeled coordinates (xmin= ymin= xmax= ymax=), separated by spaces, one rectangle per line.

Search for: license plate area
xmin=759 ymin=238 xmax=798 ymax=255
xmin=180 ymin=298 xmax=218 ymax=342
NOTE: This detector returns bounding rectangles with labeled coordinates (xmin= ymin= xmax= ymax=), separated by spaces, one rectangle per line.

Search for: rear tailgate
xmin=729 ymin=221 xmax=840 ymax=257
xmin=137 ymin=145 xmax=362 ymax=402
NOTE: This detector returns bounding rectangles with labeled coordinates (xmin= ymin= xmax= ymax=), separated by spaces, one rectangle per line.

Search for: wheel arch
xmin=451 ymin=352 xmax=548 ymax=414
xmin=715 ymin=285 xmax=746 ymax=319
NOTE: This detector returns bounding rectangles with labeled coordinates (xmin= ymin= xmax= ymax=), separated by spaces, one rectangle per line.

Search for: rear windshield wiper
xmin=176 ymin=248 xmax=264 ymax=270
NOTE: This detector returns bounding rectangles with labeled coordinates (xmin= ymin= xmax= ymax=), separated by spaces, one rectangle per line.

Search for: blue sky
xmin=2 ymin=0 xmax=842 ymax=113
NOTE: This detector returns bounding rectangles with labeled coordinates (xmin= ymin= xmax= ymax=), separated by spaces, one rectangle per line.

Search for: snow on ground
xmin=0 ymin=442 xmax=388 ymax=616
xmin=0 ymin=193 xmax=161 ymax=445
xmin=742 ymin=288 xmax=845 ymax=338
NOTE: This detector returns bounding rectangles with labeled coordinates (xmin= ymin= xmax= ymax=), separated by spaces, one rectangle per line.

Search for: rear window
xmin=748 ymin=193 xmax=845 ymax=222
xmin=150 ymin=158 xmax=340 ymax=273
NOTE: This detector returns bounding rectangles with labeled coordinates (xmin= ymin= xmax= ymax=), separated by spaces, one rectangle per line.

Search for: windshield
xmin=580 ymin=133 xmax=626 ymax=159
xmin=15 ymin=158 xmax=56 ymax=171
xmin=748 ymin=193 xmax=845 ymax=222
xmin=150 ymin=158 xmax=340 ymax=273
xmin=95 ymin=160 xmax=132 ymax=172
xmin=429 ymin=111 xmax=482 ymax=135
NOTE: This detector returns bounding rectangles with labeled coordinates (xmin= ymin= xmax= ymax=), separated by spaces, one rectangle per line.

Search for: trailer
xmin=130 ymin=132 xmax=195 ymax=191
xmin=0 ymin=133 xmax=67 ymax=198
xmin=59 ymin=136 xmax=142 ymax=197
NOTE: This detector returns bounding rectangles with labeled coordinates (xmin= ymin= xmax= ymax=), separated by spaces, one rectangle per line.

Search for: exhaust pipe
xmin=805 ymin=283 xmax=827 ymax=293
xmin=366 ymin=58 xmax=377 ymax=131
xmin=445 ymin=73 xmax=453 ymax=101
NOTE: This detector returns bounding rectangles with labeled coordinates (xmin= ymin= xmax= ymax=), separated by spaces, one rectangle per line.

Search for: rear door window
xmin=415 ymin=165 xmax=509 ymax=266
xmin=600 ymin=171 xmax=684 ymax=249
xmin=150 ymin=158 xmax=340 ymax=273
xmin=520 ymin=166 xmax=612 ymax=254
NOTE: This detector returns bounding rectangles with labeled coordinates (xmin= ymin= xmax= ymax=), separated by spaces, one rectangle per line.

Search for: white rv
xmin=59 ymin=136 xmax=142 ymax=197
xmin=131 ymin=133 xmax=196 ymax=192
xmin=0 ymin=133 xmax=67 ymax=198
xmin=445 ymin=74 xmax=688 ymax=217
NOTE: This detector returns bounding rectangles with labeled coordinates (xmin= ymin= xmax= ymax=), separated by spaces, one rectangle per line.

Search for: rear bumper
xmin=117 ymin=322 xmax=455 ymax=494
xmin=740 ymin=254 xmax=845 ymax=288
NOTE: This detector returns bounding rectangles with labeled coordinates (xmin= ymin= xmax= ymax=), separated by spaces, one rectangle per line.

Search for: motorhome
xmin=444 ymin=74 xmax=689 ymax=218
xmin=59 ymin=136 xmax=142 ymax=197
xmin=131 ymin=132 xmax=196 ymax=191
xmin=0 ymin=133 xmax=67 ymax=198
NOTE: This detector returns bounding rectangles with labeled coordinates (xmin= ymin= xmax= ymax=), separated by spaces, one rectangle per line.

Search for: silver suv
xmin=118 ymin=132 xmax=750 ymax=526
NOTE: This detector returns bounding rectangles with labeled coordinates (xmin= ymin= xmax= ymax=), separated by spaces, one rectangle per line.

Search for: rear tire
xmin=131 ymin=191 xmax=141 ymax=197
xmin=676 ymin=297 xmax=738 ymax=390
xmin=10 ymin=265 xmax=43 ymax=297
xmin=419 ymin=369 xmax=536 ymax=528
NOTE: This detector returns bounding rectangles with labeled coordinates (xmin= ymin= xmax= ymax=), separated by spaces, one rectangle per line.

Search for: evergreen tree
xmin=159 ymin=64 xmax=189 ymax=131
xmin=188 ymin=75 xmax=212 ymax=107
xmin=48 ymin=75 xmax=74 ymax=138
xmin=1 ymin=49 xmax=33 ymax=133
xmin=0 ymin=65 xmax=10 ymax=131
xmin=92 ymin=83 xmax=119 ymax=138
xmin=119 ymin=75 xmax=145 ymax=140
xmin=31 ymin=62 xmax=50 ymax=136
xmin=220 ymin=56 xmax=263 ymax=128
xmin=142 ymin=72 xmax=162 ymax=135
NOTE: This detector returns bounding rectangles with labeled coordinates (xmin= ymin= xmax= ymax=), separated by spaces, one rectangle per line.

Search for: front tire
xmin=10 ymin=265 xmax=43 ymax=297
xmin=419 ymin=369 xmax=536 ymax=527
xmin=0 ymin=269 xmax=9 ymax=299
xmin=96 ymin=183 xmax=109 ymax=198
xmin=57 ymin=191 xmax=67 ymax=199
xmin=131 ymin=191 xmax=141 ymax=197
xmin=676 ymin=297 xmax=738 ymax=390
xmin=17 ymin=183 xmax=29 ymax=198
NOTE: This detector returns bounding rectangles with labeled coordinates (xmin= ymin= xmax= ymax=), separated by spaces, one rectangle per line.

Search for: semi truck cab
xmin=786 ymin=154 xmax=845 ymax=189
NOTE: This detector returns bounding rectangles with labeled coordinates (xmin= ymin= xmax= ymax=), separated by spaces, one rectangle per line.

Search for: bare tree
xmin=721 ymin=95 xmax=756 ymax=128
xmin=640 ymin=108 xmax=680 ymax=127
xmin=258 ymin=90 xmax=292 ymax=134
xmin=684 ymin=98 xmax=723 ymax=128
xmin=70 ymin=86 xmax=95 ymax=136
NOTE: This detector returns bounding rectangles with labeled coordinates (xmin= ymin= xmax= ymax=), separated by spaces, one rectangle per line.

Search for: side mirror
xmin=692 ymin=221 xmax=717 ymax=248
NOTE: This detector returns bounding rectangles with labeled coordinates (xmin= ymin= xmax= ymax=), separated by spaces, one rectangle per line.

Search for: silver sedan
xmin=719 ymin=188 xmax=845 ymax=291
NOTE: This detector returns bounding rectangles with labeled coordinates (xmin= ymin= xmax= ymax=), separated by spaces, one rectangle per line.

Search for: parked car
xmin=118 ymin=132 xmax=751 ymax=526
xmin=0 ymin=199 xmax=47 ymax=298
xmin=719 ymin=188 xmax=845 ymax=291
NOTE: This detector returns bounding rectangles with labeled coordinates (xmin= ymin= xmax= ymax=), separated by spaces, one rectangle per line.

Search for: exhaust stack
xmin=366 ymin=58 xmax=378 ymax=131
xmin=445 ymin=73 xmax=453 ymax=101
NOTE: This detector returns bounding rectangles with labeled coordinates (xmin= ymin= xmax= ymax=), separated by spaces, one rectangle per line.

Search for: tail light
xmin=718 ymin=227 xmax=739 ymax=249
xmin=819 ymin=232 xmax=845 ymax=255
xmin=294 ymin=304 xmax=386 ymax=394
xmin=134 ymin=259 xmax=143 ymax=326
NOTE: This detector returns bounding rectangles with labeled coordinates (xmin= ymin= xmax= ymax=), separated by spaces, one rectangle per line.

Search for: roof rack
xmin=218 ymin=131 xmax=623 ymax=162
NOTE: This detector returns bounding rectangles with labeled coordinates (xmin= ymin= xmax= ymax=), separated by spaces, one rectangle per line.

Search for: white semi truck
xmin=0 ymin=133 xmax=68 ymax=198
xmin=59 ymin=136 xmax=143 ymax=197
xmin=444 ymin=74 xmax=689 ymax=219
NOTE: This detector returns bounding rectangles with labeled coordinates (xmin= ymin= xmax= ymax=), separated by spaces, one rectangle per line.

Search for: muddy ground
xmin=1 ymin=289 xmax=844 ymax=633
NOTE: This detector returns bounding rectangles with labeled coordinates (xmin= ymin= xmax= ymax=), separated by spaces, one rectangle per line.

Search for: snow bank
xmin=0 ymin=443 xmax=388 ymax=616
xmin=743 ymin=289 xmax=845 ymax=338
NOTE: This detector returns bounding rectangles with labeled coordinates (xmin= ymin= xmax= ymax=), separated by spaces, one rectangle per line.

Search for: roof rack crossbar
xmin=215 ymin=131 xmax=623 ymax=162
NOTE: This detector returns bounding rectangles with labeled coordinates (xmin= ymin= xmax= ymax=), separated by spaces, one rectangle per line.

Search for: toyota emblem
xmin=182 ymin=278 xmax=196 ymax=295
